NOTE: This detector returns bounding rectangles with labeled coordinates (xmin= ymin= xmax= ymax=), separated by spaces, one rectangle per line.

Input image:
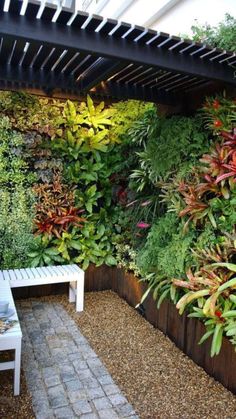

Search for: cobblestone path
xmin=17 ymin=300 xmax=139 ymax=419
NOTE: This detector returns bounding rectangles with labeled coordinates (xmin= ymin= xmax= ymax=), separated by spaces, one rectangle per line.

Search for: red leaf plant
xmin=33 ymin=173 xmax=86 ymax=238
xmin=178 ymin=182 xmax=211 ymax=230
xmin=35 ymin=207 xmax=85 ymax=239
xmin=216 ymin=151 xmax=236 ymax=183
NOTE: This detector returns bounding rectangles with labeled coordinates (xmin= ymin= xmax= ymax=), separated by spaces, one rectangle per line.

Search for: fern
xmin=137 ymin=213 xmax=196 ymax=278
xmin=145 ymin=116 xmax=209 ymax=178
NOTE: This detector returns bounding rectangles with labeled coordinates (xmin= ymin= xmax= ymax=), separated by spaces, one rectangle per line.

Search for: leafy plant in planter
xmin=189 ymin=298 xmax=236 ymax=357
xmin=174 ymin=259 xmax=236 ymax=357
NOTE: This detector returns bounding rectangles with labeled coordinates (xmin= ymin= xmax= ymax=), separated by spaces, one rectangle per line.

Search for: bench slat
xmin=53 ymin=265 xmax=67 ymax=276
xmin=2 ymin=270 xmax=11 ymax=281
xmin=39 ymin=266 xmax=53 ymax=278
xmin=8 ymin=270 xmax=18 ymax=281
xmin=45 ymin=266 xmax=59 ymax=277
xmin=23 ymin=268 xmax=35 ymax=279
xmin=14 ymin=269 xmax=25 ymax=280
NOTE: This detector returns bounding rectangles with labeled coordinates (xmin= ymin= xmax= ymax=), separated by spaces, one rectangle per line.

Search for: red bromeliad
xmin=213 ymin=119 xmax=223 ymax=128
xmin=200 ymin=144 xmax=229 ymax=178
xmin=35 ymin=207 xmax=86 ymax=238
xmin=215 ymin=310 xmax=223 ymax=319
xmin=216 ymin=151 xmax=236 ymax=183
xmin=34 ymin=173 xmax=86 ymax=238
xmin=212 ymin=100 xmax=220 ymax=110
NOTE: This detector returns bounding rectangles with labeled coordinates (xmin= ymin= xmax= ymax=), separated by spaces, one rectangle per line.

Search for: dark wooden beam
xmin=80 ymin=59 xmax=127 ymax=91
xmin=93 ymin=81 xmax=182 ymax=105
xmin=0 ymin=64 xmax=179 ymax=105
xmin=0 ymin=11 xmax=235 ymax=86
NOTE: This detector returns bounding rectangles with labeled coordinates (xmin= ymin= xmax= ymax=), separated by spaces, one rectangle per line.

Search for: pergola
xmin=0 ymin=0 xmax=235 ymax=108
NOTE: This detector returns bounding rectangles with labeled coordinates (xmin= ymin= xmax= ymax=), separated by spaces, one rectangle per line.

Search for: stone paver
xmin=17 ymin=301 xmax=138 ymax=419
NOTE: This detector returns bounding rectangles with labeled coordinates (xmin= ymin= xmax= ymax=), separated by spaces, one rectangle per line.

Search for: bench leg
xmin=14 ymin=339 xmax=21 ymax=396
xmin=69 ymin=281 xmax=76 ymax=303
xmin=76 ymin=274 xmax=84 ymax=312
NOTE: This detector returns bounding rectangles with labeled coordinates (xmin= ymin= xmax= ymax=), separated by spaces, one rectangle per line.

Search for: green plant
xmin=115 ymin=243 xmax=141 ymax=277
xmin=109 ymin=100 xmax=155 ymax=144
xmin=0 ymin=188 xmax=35 ymax=269
xmin=133 ymin=95 xmax=236 ymax=357
xmin=142 ymin=115 xmax=209 ymax=179
xmin=75 ymin=184 xmax=102 ymax=214
xmin=137 ymin=213 xmax=195 ymax=279
xmin=54 ymin=228 xmax=82 ymax=261
xmin=188 ymin=296 xmax=236 ymax=357
xmin=73 ymin=221 xmax=117 ymax=270
xmin=182 ymin=14 xmax=236 ymax=52
xmin=202 ymin=96 xmax=236 ymax=133
xmin=50 ymin=220 xmax=117 ymax=270
xmin=0 ymin=117 xmax=36 ymax=187
xmin=28 ymin=235 xmax=64 ymax=267
xmin=52 ymin=96 xmax=115 ymax=155
xmin=0 ymin=91 xmax=63 ymax=136
xmin=0 ymin=118 xmax=36 ymax=269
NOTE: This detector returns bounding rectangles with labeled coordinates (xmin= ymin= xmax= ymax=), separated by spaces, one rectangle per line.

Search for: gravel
xmin=0 ymin=352 xmax=34 ymax=419
xmin=59 ymin=291 xmax=236 ymax=419
xmin=1 ymin=290 xmax=236 ymax=419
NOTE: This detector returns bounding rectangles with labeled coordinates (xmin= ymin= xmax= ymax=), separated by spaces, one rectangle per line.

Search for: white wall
xmin=150 ymin=0 xmax=236 ymax=35
xmin=84 ymin=0 xmax=236 ymax=36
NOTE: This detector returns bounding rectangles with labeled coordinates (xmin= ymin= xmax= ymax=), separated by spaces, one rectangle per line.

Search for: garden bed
xmin=13 ymin=264 xmax=236 ymax=395
xmin=110 ymin=267 xmax=236 ymax=395
xmin=9 ymin=291 xmax=236 ymax=419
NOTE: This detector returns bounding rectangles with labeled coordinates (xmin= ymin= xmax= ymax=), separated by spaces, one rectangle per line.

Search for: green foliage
xmin=0 ymin=116 xmax=36 ymax=187
xmin=0 ymin=91 xmax=63 ymax=135
xmin=28 ymin=235 xmax=64 ymax=267
xmin=44 ymin=96 xmax=119 ymax=268
xmin=0 ymin=188 xmax=35 ymax=269
xmin=183 ymin=14 xmax=236 ymax=52
xmin=110 ymin=100 xmax=155 ymax=143
xmin=202 ymin=95 xmax=236 ymax=133
xmin=0 ymin=117 xmax=35 ymax=269
xmin=118 ymin=95 xmax=236 ymax=356
xmin=115 ymin=243 xmax=141 ymax=277
xmin=144 ymin=116 xmax=209 ymax=178
xmin=75 ymin=184 xmax=102 ymax=214
xmin=73 ymin=220 xmax=117 ymax=270
xmin=52 ymin=96 xmax=115 ymax=155
xmin=137 ymin=213 xmax=196 ymax=278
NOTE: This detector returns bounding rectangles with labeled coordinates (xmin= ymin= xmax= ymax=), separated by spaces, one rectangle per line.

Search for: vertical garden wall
xmin=0 ymin=90 xmax=236 ymax=362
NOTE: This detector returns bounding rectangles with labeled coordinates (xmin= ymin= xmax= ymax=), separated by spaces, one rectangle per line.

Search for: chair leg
xmin=14 ymin=339 xmax=21 ymax=396
xmin=69 ymin=281 xmax=76 ymax=302
xmin=76 ymin=274 xmax=84 ymax=312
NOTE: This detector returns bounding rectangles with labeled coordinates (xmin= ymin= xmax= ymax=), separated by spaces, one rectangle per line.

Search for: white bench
xmin=0 ymin=280 xmax=22 ymax=396
xmin=0 ymin=264 xmax=84 ymax=395
xmin=0 ymin=264 xmax=84 ymax=312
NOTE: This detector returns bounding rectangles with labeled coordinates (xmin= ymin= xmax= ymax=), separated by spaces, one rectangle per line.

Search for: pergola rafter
xmin=0 ymin=0 xmax=235 ymax=105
